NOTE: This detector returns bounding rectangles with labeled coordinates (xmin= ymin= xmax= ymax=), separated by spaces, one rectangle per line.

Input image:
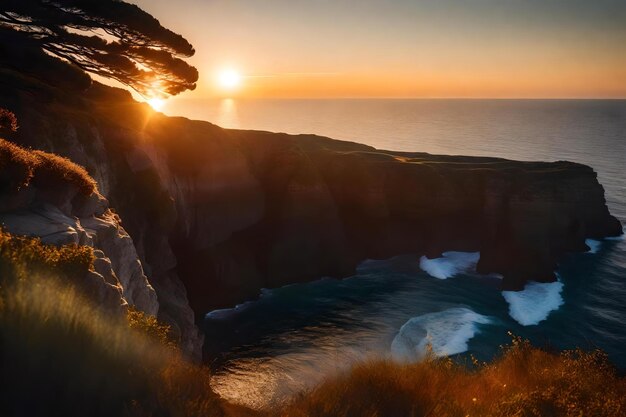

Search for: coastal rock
xmin=81 ymin=213 xmax=158 ymax=315
xmin=1 ymin=63 xmax=621 ymax=353
xmin=0 ymin=196 xmax=159 ymax=317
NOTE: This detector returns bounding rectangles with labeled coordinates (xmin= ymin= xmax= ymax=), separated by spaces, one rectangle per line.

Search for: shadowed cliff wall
xmin=0 ymin=57 xmax=621 ymax=356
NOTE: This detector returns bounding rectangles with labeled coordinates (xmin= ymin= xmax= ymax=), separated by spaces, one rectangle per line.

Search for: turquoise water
xmin=197 ymin=99 xmax=626 ymax=408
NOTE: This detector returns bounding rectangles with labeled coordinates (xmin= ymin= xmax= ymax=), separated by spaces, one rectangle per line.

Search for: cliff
xmin=0 ymin=139 xmax=158 ymax=319
xmin=0 ymin=58 xmax=621 ymax=357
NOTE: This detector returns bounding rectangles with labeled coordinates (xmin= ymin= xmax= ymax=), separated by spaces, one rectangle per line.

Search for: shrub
xmin=1 ymin=227 xmax=625 ymax=417
xmin=0 ymin=138 xmax=96 ymax=195
xmin=0 ymin=229 xmax=225 ymax=417
xmin=277 ymin=335 xmax=626 ymax=417
xmin=31 ymin=148 xmax=96 ymax=195
xmin=0 ymin=108 xmax=18 ymax=132
xmin=0 ymin=137 xmax=34 ymax=193
xmin=127 ymin=306 xmax=176 ymax=348
xmin=0 ymin=228 xmax=94 ymax=283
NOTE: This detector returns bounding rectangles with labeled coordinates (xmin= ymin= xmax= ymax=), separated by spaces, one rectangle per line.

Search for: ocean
xmin=174 ymin=99 xmax=626 ymax=409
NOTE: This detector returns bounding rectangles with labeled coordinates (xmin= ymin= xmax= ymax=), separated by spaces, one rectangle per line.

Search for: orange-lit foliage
xmin=0 ymin=228 xmax=225 ymax=417
xmin=277 ymin=336 xmax=626 ymax=417
xmin=0 ymin=228 xmax=94 ymax=282
xmin=0 ymin=138 xmax=96 ymax=195
xmin=31 ymin=148 xmax=96 ymax=195
xmin=0 ymin=227 xmax=624 ymax=417
xmin=127 ymin=306 xmax=176 ymax=347
xmin=0 ymin=108 xmax=18 ymax=132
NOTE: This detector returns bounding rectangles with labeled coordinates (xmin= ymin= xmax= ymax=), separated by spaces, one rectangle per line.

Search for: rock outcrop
xmin=0 ymin=55 xmax=621 ymax=358
xmin=0 ymin=153 xmax=159 ymax=320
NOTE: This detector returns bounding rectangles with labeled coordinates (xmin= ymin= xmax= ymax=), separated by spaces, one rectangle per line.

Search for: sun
xmin=147 ymin=97 xmax=165 ymax=111
xmin=217 ymin=69 xmax=242 ymax=90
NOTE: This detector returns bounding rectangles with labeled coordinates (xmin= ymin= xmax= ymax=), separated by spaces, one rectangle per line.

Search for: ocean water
xmin=192 ymin=99 xmax=626 ymax=409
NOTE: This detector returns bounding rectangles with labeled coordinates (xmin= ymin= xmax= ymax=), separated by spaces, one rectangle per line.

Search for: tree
xmin=0 ymin=0 xmax=198 ymax=98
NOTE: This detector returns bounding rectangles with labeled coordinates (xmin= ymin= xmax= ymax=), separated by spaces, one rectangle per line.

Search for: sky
xmin=130 ymin=0 xmax=626 ymax=99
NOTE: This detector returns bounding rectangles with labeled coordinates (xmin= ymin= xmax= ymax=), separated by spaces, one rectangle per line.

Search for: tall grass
xmin=0 ymin=230 xmax=224 ymax=417
xmin=277 ymin=336 xmax=626 ymax=417
xmin=1 ymin=231 xmax=625 ymax=417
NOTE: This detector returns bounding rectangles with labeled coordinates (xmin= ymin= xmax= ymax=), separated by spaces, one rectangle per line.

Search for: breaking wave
xmin=391 ymin=307 xmax=491 ymax=361
xmin=585 ymin=239 xmax=602 ymax=254
xmin=419 ymin=252 xmax=480 ymax=279
xmin=502 ymin=278 xmax=564 ymax=326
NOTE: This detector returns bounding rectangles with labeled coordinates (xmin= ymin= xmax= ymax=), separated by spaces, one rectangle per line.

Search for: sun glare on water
xmin=217 ymin=69 xmax=242 ymax=91
xmin=147 ymin=98 xmax=165 ymax=111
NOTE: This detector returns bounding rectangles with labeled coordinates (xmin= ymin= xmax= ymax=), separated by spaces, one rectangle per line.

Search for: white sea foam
xmin=605 ymin=233 xmax=625 ymax=241
xmin=391 ymin=307 xmax=491 ymax=361
xmin=502 ymin=279 xmax=564 ymax=326
xmin=585 ymin=239 xmax=602 ymax=254
xmin=419 ymin=252 xmax=480 ymax=279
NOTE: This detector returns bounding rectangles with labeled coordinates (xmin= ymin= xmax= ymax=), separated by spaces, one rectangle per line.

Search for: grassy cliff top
xmin=278 ymin=338 xmax=626 ymax=417
xmin=0 ymin=137 xmax=96 ymax=196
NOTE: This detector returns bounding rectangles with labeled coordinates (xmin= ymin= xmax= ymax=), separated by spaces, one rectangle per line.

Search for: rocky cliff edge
xmin=0 ymin=61 xmax=621 ymax=359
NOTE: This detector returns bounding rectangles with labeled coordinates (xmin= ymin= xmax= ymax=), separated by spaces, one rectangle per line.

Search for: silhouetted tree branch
xmin=0 ymin=0 xmax=198 ymax=97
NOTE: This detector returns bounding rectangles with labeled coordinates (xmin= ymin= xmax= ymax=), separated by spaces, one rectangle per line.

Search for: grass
xmin=277 ymin=337 xmax=626 ymax=417
xmin=0 ymin=229 xmax=224 ymax=417
xmin=0 ymin=272 xmax=224 ymax=417
xmin=1 ymin=227 xmax=625 ymax=417
xmin=1 ymin=217 xmax=625 ymax=417
xmin=0 ymin=137 xmax=96 ymax=195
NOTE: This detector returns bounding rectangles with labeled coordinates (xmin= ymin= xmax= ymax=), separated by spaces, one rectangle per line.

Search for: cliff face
xmin=0 ymin=66 xmax=621 ymax=355
xmin=0 ymin=195 xmax=159 ymax=316
xmin=0 ymin=140 xmax=158 ymax=320
xmin=185 ymin=131 xmax=622 ymax=306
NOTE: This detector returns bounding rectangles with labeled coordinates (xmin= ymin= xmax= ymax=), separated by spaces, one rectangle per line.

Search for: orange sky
xmin=128 ymin=0 xmax=626 ymax=100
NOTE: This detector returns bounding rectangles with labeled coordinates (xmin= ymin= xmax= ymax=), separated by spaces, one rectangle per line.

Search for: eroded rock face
xmin=0 ymin=160 xmax=204 ymax=358
xmin=1 ymin=67 xmax=622 ymax=359
xmin=221 ymin=134 xmax=623 ymax=295
xmin=0 ymin=195 xmax=159 ymax=318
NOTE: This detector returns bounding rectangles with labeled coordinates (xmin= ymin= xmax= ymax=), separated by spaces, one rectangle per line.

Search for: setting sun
xmin=147 ymin=97 xmax=165 ymax=111
xmin=4 ymin=0 xmax=626 ymax=415
xmin=217 ymin=69 xmax=241 ymax=91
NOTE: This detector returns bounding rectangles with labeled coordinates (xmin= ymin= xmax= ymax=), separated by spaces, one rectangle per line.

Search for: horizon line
xmin=185 ymin=96 xmax=626 ymax=101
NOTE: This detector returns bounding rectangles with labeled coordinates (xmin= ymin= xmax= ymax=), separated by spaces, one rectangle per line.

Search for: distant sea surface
xmin=174 ymin=99 xmax=626 ymax=409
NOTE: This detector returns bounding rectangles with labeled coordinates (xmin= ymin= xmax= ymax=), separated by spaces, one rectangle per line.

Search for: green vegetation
xmin=0 ymin=228 xmax=94 ymax=281
xmin=127 ymin=306 xmax=176 ymax=348
xmin=0 ymin=137 xmax=96 ymax=195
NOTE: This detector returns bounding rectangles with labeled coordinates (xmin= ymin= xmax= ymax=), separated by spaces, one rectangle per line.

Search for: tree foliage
xmin=0 ymin=0 xmax=198 ymax=97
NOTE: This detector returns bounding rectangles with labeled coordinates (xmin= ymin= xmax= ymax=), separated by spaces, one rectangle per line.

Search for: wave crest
xmin=419 ymin=252 xmax=480 ymax=279
xmin=585 ymin=239 xmax=602 ymax=254
xmin=391 ymin=307 xmax=491 ymax=361
xmin=502 ymin=279 xmax=564 ymax=326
